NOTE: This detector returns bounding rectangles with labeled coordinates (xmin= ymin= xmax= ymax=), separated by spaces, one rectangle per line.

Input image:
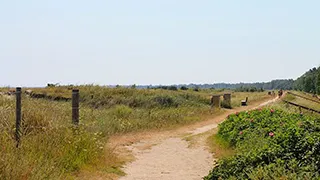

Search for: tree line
xmin=293 ymin=67 xmax=320 ymax=94
xmin=142 ymin=79 xmax=295 ymax=91
xmin=149 ymin=66 xmax=320 ymax=94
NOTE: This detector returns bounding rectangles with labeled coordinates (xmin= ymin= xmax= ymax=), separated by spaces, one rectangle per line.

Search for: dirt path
xmin=111 ymin=96 xmax=279 ymax=180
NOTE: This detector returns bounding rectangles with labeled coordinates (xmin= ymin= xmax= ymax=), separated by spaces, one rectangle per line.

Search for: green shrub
xmin=193 ymin=87 xmax=200 ymax=92
xmin=180 ymin=86 xmax=188 ymax=90
xmin=110 ymin=105 xmax=133 ymax=119
xmin=205 ymin=108 xmax=320 ymax=180
xmin=153 ymin=95 xmax=179 ymax=107
xmin=168 ymin=86 xmax=178 ymax=91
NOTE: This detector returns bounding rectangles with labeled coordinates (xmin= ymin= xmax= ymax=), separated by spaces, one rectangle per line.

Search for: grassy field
xmin=0 ymin=86 xmax=270 ymax=179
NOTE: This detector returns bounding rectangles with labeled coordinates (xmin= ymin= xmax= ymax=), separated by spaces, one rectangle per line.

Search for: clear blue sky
xmin=1 ymin=0 xmax=319 ymax=87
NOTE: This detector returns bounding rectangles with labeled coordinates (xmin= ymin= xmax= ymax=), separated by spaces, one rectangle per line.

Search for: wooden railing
xmin=283 ymin=100 xmax=320 ymax=114
xmin=287 ymin=92 xmax=320 ymax=104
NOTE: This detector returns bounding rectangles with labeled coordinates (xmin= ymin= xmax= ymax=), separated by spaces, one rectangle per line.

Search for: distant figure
xmin=278 ymin=90 xmax=283 ymax=97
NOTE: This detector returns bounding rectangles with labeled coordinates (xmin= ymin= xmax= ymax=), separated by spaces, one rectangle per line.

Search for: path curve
xmin=116 ymin=96 xmax=280 ymax=180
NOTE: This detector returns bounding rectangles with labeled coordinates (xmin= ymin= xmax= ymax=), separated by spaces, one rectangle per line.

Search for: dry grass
xmin=229 ymin=91 xmax=270 ymax=107
xmin=0 ymin=97 xmax=105 ymax=180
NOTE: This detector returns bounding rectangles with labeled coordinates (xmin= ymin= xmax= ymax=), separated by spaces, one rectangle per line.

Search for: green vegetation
xmin=136 ymin=80 xmax=295 ymax=90
xmin=180 ymin=86 xmax=189 ymax=90
xmin=205 ymin=107 xmax=320 ymax=179
xmin=294 ymin=67 xmax=320 ymax=94
xmin=235 ymin=86 xmax=264 ymax=92
xmin=207 ymin=132 xmax=235 ymax=159
xmin=133 ymin=66 xmax=320 ymax=94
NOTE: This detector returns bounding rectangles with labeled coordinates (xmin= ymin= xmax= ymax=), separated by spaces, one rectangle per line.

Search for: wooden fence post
xmin=15 ymin=87 xmax=22 ymax=148
xmin=72 ymin=89 xmax=79 ymax=125
xmin=223 ymin=94 xmax=232 ymax=108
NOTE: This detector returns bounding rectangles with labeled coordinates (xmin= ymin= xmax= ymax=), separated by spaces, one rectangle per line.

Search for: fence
xmin=283 ymin=100 xmax=320 ymax=114
xmin=14 ymin=87 xmax=79 ymax=147
xmin=287 ymin=92 xmax=320 ymax=104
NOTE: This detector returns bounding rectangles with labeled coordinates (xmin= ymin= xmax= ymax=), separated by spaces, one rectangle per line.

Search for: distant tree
xmin=168 ymin=86 xmax=178 ymax=91
xmin=131 ymin=84 xmax=136 ymax=89
xmin=249 ymin=87 xmax=257 ymax=92
xmin=116 ymin=85 xmax=121 ymax=88
xmin=159 ymin=86 xmax=168 ymax=90
xmin=294 ymin=67 xmax=319 ymax=93
xmin=180 ymin=86 xmax=188 ymax=90
xmin=193 ymin=86 xmax=200 ymax=92
xmin=304 ymin=76 xmax=315 ymax=93
xmin=235 ymin=86 xmax=264 ymax=92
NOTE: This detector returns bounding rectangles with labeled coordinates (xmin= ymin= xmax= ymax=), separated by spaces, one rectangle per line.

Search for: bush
xmin=235 ymin=86 xmax=264 ymax=92
xmin=168 ymin=86 xmax=178 ymax=91
xmin=111 ymin=105 xmax=133 ymax=119
xmin=205 ymin=108 xmax=320 ymax=179
xmin=153 ymin=95 xmax=179 ymax=107
xmin=180 ymin=86 xmax=188 ymax=90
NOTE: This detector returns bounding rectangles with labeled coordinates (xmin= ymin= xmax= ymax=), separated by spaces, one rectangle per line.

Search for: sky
xmin=0 ymin=0 xmax=319 ymax=87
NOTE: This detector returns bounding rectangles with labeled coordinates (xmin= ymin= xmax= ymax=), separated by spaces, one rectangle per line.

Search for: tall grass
xmin=0 ymin=97 xmax=102 ymax=180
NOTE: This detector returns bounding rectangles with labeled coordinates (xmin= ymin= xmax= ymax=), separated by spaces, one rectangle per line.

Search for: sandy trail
xmin=113 ymin=96 xmax=279 ymax=180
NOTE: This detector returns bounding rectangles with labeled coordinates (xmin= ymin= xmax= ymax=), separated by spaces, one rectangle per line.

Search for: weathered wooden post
xmin=223 ymin=93 xmax=232 ymax=108
xmin=211 ymin=95 xmax=221 ymax=108
xmin=72 ymin=89 xmax=79 ymax=125
xmin=15 ymin=87 xmax=22 ymax=148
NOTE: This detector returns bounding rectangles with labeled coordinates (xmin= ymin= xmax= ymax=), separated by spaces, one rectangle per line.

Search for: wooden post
xmin=211 ymin=95 xmax=221 ymax=108
xmin=72 ymin=89 xmax=79 ymax=125
xmin=15 ymin=87 xmax=22 ymax=148
xmin=223 ymin=94 xmax=232 ymax=108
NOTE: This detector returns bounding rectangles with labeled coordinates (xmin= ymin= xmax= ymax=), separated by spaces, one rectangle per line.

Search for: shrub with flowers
xmin=205 ymin=108 xmax=320 ymax=180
